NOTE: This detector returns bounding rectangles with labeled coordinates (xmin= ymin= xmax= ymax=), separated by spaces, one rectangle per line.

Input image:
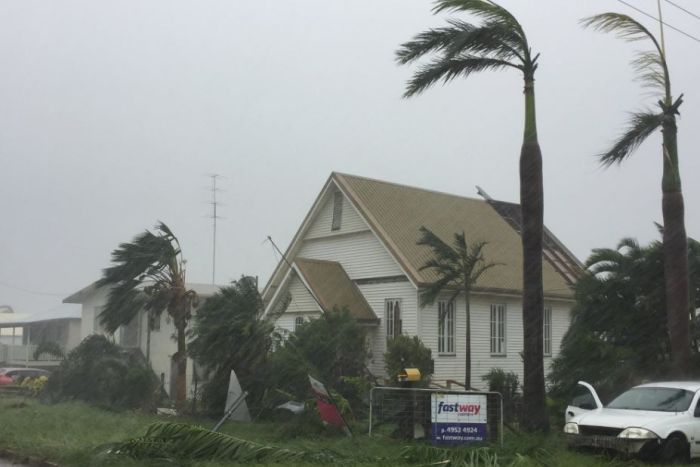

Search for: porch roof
xmin=295 ymin=257 xmax=378 ymax=323
xmin=0 ymin=304 xmax=80 ymax=328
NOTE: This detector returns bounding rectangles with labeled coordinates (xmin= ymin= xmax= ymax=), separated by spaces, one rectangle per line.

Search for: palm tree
xmin=396 ymin=0 xmax=549 ymax=430
xmin=417 ymin=227 xmax=500 ymax=389
xmin=97 ymin=222 xmax=198 ymax=410
xmin=582 ymin=13 xmax=690 ymax=375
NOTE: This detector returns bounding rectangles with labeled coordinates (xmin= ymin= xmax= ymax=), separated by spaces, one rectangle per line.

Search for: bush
xmin=264 ymin=308 xmax=371 ymax=415
xmin=43 ymin=334 xmax=157 ymax=410
xmin=482 ymin=368 xmax=521 ymax=424
xmin=20 ymin=375 xmax=48 ymax=396
xmin=384 ymin=335 xmax=433 ymax=385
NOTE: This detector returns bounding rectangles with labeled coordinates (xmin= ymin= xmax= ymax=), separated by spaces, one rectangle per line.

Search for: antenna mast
xmin=208 ymin=174 xmax=223 ymax=284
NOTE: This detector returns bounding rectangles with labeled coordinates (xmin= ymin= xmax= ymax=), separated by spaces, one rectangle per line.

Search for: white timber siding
xmin=545 ymin=300 xmax=572 ymax=377
xmin=299 ymin=231 xmax=404 ymax=280
xmin=358 ymin=281 xmax=417 ymax=378
xmin=272 ymin=273 xmax=321 ymax=336
xmin=79 ymin=288 xmax=112 ymax=339
xmin=305 ymin=190 xmax=369 ymax=239
xmin=419 ymin=294 xmax=572 ymax=391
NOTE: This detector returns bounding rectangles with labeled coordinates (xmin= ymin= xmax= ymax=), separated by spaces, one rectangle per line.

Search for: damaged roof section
xmin=295 ymin=257 xmax=378 ymax=323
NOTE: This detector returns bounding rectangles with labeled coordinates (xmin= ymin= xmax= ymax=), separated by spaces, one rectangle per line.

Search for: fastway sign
xmin=431 ymin=393 xmax=488 ymax=445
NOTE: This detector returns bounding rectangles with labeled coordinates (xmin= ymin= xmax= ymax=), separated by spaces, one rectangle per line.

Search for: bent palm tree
xmin=97 ymin=222 xmax=197 ymax=410
xmin=418 ymin=227 xmax=500 ymax=389
xmin=582 ymin=13 xmax=690 ymax=375
xmin=396 ymin=0 xmax=549 ymax=431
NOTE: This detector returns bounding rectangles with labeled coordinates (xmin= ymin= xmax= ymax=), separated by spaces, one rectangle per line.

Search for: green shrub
xmin=482 ymin=368 xmax=521 ymax=424
xmin=43 ymin=334 xmax=157 ymax=410
xmin=264 ymin=308 xmax=371 ymax=414
xmin=384 ymin=335 xmax=433 ymax=385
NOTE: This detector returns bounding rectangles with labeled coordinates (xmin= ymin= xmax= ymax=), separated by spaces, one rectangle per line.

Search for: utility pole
xmin=657 ymin=0 xmax=667 ymax=57
xmin=208 ymin=175 xmax=223 ymax=285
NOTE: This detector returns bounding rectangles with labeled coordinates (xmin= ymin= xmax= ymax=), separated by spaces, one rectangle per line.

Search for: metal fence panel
xmin=369 ymin=387 xmax=503 ymax=446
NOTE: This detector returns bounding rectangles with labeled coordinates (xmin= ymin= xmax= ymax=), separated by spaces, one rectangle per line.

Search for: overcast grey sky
xmin=1 ymin=0 xmax=698 ymax=314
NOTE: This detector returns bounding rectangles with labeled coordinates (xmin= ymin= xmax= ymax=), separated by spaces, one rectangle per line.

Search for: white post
xmin=25 ymin=326 xmax=30 ymax=367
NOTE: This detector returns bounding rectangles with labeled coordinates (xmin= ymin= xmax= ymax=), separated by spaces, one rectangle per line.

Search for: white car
xmin=564 ymin=381 xmax=700 ymax=462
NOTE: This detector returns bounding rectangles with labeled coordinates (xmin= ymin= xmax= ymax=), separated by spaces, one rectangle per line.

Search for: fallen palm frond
xmin=97 ymin=421 xmax=341 ymax=464
xmin=400 ymin=445 xmax=502 ymax=467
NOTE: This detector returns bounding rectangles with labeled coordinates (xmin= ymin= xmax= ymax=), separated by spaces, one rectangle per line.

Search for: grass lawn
xmin=0 ymin=394 xmax=690 ymax=466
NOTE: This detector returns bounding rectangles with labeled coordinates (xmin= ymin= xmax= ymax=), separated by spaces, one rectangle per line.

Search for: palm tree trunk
xmin=661 ymin=114 xmax=690 ymax=376
xmin=146 ymin=320 xmax=151 ymax=364
xmin=465 ymin=290 xmax=471 ymax=390
xmin=174 ymin=323 xmax=187 ymax=411
xmin=520 ymin=77 xmax=548 ymax=432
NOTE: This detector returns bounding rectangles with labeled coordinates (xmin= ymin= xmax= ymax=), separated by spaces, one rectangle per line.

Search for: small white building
xmin=262 ymin=173 xmax=582 ymax=389
xmin=0 ymin=304 xmax=82 ymax=367
xmin=63 ymin=282 xmax=221 ymax=397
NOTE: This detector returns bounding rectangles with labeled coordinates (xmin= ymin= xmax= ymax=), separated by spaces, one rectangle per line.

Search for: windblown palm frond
xmin=581 ymin=13 xmax=667 ymax=94
xmin=96 ymin=222 xmax=192 ymax=332
xmin=433 ymin=0 xmax=523 ymax=37
xmin=586 ymin=238 xmax=644 ymax=277
xmin=599 ymin=111 xmax=664 ymax=167
xmin=417 ymin=226 xmax=500 ymax=306
xmin=99 ymin=422 xmax=338 ymax=464
xmin=396 ymin=0 xmax=534 ymax=98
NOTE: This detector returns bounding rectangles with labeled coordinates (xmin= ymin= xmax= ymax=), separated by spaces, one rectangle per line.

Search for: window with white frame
xmin=490 ymin=304 xmax=507 ymax=355
xmin=438 ymin=300 xmax=455 ymax=354
xmin=331 ymin=191 xmax=343 ymax=231
xmin=385 ymin=299 xmax=402 ymax=341
xmin=543 ymin=305 xmax=552 ymax=356
xmin=294 ymin=316 xmax=304 ymax=331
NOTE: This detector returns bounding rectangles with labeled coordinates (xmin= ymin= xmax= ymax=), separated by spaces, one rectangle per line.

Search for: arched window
xmin=294 ymin=316 xmax=304 ymax=331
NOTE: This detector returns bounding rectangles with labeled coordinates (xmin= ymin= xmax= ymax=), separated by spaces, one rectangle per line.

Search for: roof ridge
xmin=332 ymin=172 xmax=512 ymax=205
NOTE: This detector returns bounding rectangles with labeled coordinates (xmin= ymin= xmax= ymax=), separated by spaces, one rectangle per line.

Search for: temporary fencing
xmin=368 ymin=386 xmax=503 ymax=445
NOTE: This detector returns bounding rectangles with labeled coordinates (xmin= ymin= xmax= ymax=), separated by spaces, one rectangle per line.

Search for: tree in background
xmin=97 ymin=222 xmax=197 ymax=410
xmin=549 ymin=236 xmax=700 ymax=403
xmin=384 ymin=335 xmax=434 ymax=385
xmin=396 ymin=0 xmax=548 ymax=431
xmin=417 ymin=226 xmax=499 ymax=390
xmin=188 ymin=276 xmax=274 ymax=414
xmin=583 ymin=13 xmax=690 ymax=376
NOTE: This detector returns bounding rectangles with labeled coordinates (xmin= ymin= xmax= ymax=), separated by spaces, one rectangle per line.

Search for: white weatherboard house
xmin=262 ymin=173 xmax=582 ymax=389
xmin=64 ymin=282 xmax=221 ymax=397
xmin=0 ymin=304 xmax=82 ymax=367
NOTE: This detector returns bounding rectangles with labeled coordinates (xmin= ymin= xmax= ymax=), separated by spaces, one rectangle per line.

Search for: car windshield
xmin=607 ymin=387 xmax=694 ymax=412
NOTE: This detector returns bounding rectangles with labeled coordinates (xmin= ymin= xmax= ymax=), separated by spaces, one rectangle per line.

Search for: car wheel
xmin=659 ymin=434 xmax=689 ymax=464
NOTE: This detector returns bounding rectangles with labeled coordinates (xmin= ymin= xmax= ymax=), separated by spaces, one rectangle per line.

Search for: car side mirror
xmin=579 ymin=402 xmax=595 ymax=410
xmin=694 ymin=405 xmax=700 ymax=417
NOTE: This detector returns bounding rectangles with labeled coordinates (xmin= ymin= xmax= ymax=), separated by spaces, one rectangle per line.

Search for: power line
xmin=0 ymin=280 xmax=66 ymax=297
xmin=664 ymin=0 xmax=700 ymax=22
xmin=616 ymin=0 xmax=700 ymax=43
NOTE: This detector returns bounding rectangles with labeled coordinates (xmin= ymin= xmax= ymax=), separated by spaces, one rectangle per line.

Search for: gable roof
xmin=333 ymin=173 xmax=579 ymax=299
xmin=263 ymin=172 xmax=581 ymax=302
xmin=295 ymin=258 xmax=378 ymax=322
